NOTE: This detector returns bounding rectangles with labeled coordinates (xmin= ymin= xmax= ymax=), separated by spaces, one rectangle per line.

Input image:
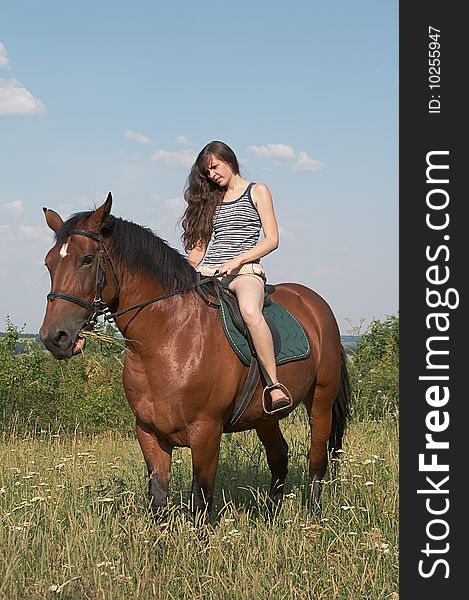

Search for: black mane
xmin=56 ymin=211 xmax=198 ymax=293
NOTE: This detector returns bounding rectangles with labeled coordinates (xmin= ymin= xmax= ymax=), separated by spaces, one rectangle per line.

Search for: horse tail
xmin=328 ymin=344 xmax=351 ymax=454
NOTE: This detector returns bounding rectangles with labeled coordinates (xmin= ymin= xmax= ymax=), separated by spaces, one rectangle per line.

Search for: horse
xmin=39 ymin=193 xmax=351 ymax=518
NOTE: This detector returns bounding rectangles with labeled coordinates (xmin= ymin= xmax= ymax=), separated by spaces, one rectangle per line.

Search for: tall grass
xmin=0 ymin=413 xmax=398 ymax=599
xmin=0 ymin=316 xmax=399 ymax=598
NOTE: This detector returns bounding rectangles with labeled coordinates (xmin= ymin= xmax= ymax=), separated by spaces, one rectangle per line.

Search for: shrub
xmin=347 ymin=314 xmax=399 ymax=421
xmin=0 ymin=320 xmax=134 ymax=435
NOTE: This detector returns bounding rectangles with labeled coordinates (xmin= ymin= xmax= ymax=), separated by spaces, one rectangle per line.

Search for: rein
xmin=46 ymin=229 xmax=221 ymax=328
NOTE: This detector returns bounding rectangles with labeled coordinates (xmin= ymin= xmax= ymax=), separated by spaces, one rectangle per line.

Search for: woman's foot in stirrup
xmin=270 ymin=385 xmax=292 ymax=411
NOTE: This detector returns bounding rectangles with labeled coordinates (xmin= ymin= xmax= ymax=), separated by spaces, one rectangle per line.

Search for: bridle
xmin=47 ymin=229 xmax=121 ymax=328
xmin=46 ymin=229 xmax=221 ymax=329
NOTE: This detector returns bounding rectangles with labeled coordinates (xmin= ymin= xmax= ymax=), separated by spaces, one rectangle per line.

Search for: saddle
xmin=196 ymin=275 xmax=310 ymax=430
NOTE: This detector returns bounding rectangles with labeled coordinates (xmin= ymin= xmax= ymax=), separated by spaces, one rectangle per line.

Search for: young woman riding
xmin=181 ymin=140 xmax=291 ymax=412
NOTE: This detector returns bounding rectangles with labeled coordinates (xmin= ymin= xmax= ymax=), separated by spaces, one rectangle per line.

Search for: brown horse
xmin=39 ymin=193 xmax=350 ymax=517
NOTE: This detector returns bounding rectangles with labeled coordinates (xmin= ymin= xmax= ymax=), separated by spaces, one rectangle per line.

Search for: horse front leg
xmin=189 ymin=420 xmax=223 ymax=523
xmin=136 ymin=422 xmax=173 ymax=518
xmin=255 ymin=421 xmax=289 ymax=515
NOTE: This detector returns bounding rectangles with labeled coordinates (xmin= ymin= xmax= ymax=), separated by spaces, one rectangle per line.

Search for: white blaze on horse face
xmin=59 ymin=243 xmax=69 ymax=258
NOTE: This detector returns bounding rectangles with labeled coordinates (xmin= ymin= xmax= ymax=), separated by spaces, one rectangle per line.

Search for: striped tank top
xmin=200 ymin=182 xmax=261 ymax=266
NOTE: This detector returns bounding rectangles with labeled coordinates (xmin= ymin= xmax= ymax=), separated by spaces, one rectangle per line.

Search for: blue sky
xmin=0 ymin=1 xmax=398 ymax=335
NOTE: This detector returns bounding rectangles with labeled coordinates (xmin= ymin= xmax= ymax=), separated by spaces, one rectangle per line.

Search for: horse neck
xmin=110 ymin=261 xmax=198 ymax=341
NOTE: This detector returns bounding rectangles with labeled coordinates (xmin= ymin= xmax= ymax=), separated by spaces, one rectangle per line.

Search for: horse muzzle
xmin=40 ymin=325 xmax=87 ymax=359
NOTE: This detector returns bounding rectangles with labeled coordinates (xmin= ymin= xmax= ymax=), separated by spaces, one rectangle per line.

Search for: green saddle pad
xmin=219 ymin=299 xmax=310 ymax=366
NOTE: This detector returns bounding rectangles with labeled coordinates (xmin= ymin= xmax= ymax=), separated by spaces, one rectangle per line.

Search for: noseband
xmin=47 ymin=229 xmax=120 ymax=328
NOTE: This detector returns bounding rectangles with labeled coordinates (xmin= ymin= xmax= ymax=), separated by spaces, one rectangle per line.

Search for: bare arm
xmin=187 ymin=241 xmax=206 ymax=268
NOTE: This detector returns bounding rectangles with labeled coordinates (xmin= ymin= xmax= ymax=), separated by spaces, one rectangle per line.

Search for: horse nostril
xmin=53 ymin=330 xmax=71 ymax=349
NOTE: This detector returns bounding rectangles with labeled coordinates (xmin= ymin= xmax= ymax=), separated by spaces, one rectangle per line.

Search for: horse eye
xmin=81 ymin=255 xmax=94 ymax=266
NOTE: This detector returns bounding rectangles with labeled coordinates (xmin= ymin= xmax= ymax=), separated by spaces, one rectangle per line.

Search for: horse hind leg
xmin=304 ymin=385 xmax=335 ymax=516
xmin=305 ymin=346 xmax=351 ymax=516
xmin=255 ymin=421 xmax=288 ymax=514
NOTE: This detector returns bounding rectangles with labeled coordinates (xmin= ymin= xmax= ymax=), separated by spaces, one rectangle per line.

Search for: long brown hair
xmin=181 ymin=141 xmax=240 ymax=253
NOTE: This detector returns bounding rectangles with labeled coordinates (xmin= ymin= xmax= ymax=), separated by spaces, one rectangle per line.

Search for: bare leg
xmin=229 ymin=275 xmax=290 ymax=407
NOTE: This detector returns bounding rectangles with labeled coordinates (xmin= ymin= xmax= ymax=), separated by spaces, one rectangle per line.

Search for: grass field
xmin=0 ymin=412 xmax=398 ymax=600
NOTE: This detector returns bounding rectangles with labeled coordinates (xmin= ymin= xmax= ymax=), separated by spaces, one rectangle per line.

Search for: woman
xmin=181 ymin=140 xmax=291 ymax=412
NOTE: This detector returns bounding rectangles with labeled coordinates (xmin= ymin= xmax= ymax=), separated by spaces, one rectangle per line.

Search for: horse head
xmin=39 ymin=193 xmax=117 ymax=358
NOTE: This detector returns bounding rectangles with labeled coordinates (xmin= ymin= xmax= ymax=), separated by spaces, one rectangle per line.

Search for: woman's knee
xmin=239 ymin=301 xmax=263 ymax=326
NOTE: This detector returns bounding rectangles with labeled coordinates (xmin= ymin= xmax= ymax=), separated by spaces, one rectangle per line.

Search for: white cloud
xmin=0 ymin=42 xmax=10 ymax=69
xmin=248 ymin=144 xmax=295 ymax=160
xmin=248 ymin=142 xmax=325 ymax=172
xmin=18 ymin=226 xmax=52 ymax=242
xmin=292 ymin=151 xmax=325 ymax=172
xmin=175 ymin=135 xmax=191 ymax=146
xmin=1 ymin=200 xmax=23 ymax=216
xmin=0 ymin=78 xmax=46 ymax=116
xmin=151 ymin=149 xmax=196 ymax=169
xmin=124 ymin=129 xmax=151 ymax=144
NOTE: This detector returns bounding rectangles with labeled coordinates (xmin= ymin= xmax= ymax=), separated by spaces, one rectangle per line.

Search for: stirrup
xmin=262 ymin=382 xmax=293 ymax=416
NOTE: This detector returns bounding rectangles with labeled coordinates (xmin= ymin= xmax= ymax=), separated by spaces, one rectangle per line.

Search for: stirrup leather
xmin=262 ymin=382 xmax=293 ymax=415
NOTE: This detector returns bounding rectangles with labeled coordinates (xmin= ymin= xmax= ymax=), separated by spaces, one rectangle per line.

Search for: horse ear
xmin=43 ymin=207 xmax=64 ymax=232
xmin=87 ymin=192 xmax=113 ymax=232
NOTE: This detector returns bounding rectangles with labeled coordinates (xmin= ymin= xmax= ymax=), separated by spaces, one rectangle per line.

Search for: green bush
xmin=0 ymin=320 xmax=134 ymax=435
xmin=347 ymin=313 xmax=399 ymax=421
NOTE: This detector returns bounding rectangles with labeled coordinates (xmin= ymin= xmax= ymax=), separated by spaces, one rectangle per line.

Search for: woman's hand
xmin=219 ymin=255 xmax=244 ymax=275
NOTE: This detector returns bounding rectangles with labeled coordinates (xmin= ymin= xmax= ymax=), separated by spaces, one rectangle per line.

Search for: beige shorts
xmin=196 ymin=262 xmax=266 ymax=285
